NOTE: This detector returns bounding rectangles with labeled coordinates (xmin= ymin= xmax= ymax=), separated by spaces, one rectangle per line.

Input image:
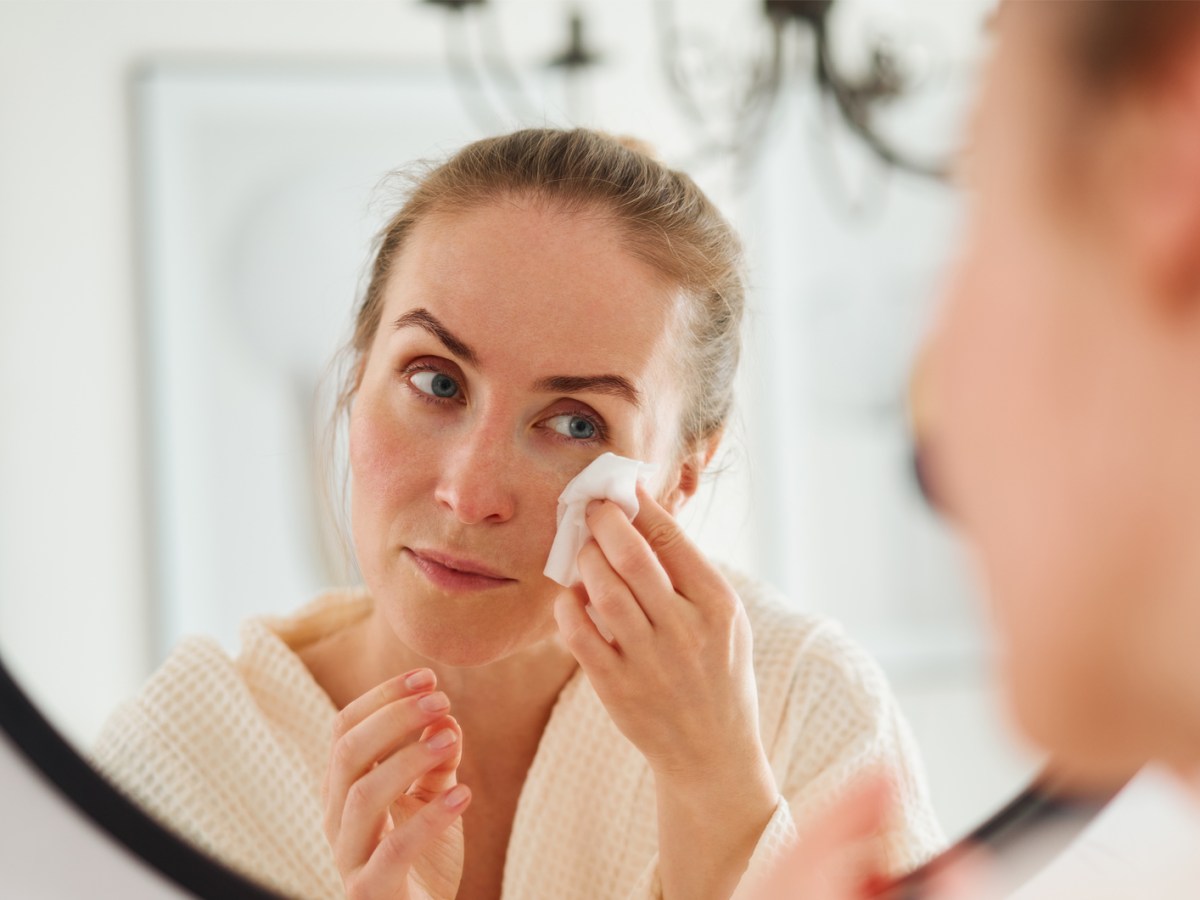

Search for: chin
xmin=390 ymin=605 xmax=557 ymax=669
xmin=1008 ymin=660 xmax=1149 ymax=786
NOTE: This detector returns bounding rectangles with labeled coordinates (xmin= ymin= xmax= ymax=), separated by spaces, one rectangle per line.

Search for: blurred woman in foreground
xmin=757 ymin=2 xmax=1200 ymax=896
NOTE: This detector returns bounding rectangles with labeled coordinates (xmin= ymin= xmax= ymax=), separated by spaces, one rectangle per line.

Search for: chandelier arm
xmin=813 ymin=20 xmax=950 ymax=181
xmin=651 ymin=0 xmax=726 ymax=145
xmin=732 ymin=16 xmax=788 ymax=173
xmin=808 ymin=84 xmax=892 ymax=220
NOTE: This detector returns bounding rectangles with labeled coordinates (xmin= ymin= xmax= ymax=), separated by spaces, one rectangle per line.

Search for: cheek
xmin=935 ymin=224 xmax=1158 ymax=752
xmin=347 ymin=393 xmax=430 ymax=544
xmin=936 ymin=230 xmax=1061 ymax=533
xmin=349 ymin=399 xmax=404 ymax=500
xmin=935 ymin=228 xmax=1093 ymax=653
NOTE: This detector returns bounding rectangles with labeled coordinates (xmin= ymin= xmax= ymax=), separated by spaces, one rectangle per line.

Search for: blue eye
xmin=547 ymin=413 xmax=599 ymax=441
xmin=411 ymin=370 xmax=460 ymax=399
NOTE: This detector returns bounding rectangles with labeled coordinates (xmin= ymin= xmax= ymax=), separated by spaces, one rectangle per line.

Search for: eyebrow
xmin=533 ymin=374 xmax=641 ymax=409
xmin=392 ymin=308 xmax=479 ymax=366
xmin=392 ymin=307 xmax=641 ymax=408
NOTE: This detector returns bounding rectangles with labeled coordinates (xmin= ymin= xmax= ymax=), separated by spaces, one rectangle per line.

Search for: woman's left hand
xmin=554 ymin=483 xmax=778 ymax=899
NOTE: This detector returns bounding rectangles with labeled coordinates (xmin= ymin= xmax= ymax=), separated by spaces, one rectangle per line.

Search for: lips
xmin=404 ymin=547 xmax=516 ymax=592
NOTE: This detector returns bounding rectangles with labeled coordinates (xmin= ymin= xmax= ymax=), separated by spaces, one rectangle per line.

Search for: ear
xmin=661 ymin=432 xmax=722 ymax=516
xmin=1103 ymin=36 xmax=1200 ymax=310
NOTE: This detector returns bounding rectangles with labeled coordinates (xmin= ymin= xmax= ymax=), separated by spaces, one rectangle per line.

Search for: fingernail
xmin=404 ymin=669 xmax=434 ymax=691
xmin=426 ymin=728 xmax=458 ymax=751
xmin=418 ymin=691 xmax=450 ymax=713
xmin=586 ymin=499 xmax=603 ymax=517
xmin=444 ymin=784 xmax=470 ymax=808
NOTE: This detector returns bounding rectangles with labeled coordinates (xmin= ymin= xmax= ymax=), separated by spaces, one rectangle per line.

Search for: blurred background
xmin=0 ymin=0 xmax=1035 ymax=845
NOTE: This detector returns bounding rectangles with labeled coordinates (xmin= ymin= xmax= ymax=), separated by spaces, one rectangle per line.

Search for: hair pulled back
xmin=339 ymin=127 xmax=745 ymax=453
xmin=1059 ymin=0 xmax=1200 ymax=93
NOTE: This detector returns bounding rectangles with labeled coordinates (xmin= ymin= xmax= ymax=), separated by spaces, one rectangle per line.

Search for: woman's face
xmin=349 ymin=199 xmax=689 ymax=667
xmin=928 ymin=6 xmax=1200 ymax=777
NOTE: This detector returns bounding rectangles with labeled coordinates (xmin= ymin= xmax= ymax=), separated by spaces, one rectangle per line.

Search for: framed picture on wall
xmin=137 ymin=63 xmax=480 ymax=658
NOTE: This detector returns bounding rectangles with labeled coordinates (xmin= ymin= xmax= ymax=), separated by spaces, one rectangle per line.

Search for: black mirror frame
xmin=874 ymin=771 xmax=1126 ymax=898
xmin=0 ymin=652 xmax=285 ymax=899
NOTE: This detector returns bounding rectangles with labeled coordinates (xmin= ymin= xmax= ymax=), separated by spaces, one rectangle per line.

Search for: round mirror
xmin=0 ymin=2 xmax=1089 ymax=898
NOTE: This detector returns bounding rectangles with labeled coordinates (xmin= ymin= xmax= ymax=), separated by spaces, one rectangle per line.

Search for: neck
xmin=352 ymin=606 xmax=579 ymax=737
xmin=299 ymin=596 xmax=580 ymax=762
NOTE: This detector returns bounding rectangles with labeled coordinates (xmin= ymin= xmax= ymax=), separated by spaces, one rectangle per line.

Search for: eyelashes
xmin=398 ymin=359 xmax=609 ymax=446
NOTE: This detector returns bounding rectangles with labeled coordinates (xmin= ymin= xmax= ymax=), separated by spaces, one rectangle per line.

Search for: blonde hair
xmin=337 ymin=127 xmax=746 ymax=453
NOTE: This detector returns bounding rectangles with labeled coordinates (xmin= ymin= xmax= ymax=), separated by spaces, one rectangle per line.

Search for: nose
xmin=433 ymin=419 xmax=518 ymax=526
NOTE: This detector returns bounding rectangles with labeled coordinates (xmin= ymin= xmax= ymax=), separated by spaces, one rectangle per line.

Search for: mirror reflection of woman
xmin=94 ymin=129 xmax=942 ymax=900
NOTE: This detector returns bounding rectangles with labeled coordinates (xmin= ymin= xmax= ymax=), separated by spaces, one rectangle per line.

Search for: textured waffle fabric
xmin=93 ymin=566 xmax=944 ymax=899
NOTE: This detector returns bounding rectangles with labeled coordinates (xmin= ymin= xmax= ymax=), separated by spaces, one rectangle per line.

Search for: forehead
xmin=380 ymin=201 xmax=687 ymax=380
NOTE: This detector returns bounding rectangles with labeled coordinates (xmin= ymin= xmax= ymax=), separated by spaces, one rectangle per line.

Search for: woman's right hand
xmin=322 ymin=668 xmax=472 ymax=900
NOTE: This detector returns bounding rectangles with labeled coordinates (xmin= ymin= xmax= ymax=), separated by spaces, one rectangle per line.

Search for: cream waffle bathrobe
xmin=93 ymin=568 xmax=944 ymax=899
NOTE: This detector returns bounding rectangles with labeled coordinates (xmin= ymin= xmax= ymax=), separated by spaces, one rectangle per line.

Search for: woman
xmin=756 ymin=2 xmax=1200 ymax=896
xmin=94 ymin=128 xmax=942 ymax=899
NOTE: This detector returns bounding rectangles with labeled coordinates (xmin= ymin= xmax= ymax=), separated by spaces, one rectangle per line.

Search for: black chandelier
xmin=424 ymin=0 xmax=972 ymax=183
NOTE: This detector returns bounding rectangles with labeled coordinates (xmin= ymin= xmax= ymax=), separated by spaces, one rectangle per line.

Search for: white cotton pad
xmin=543 ymin=452 xmax=658 ymax=588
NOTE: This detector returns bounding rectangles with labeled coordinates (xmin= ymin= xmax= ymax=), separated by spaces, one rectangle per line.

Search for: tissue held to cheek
xmin=543 ymin=452 xmax=658 ymax=588
xmin=544 ymin=452 xmax=658 ymax=644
